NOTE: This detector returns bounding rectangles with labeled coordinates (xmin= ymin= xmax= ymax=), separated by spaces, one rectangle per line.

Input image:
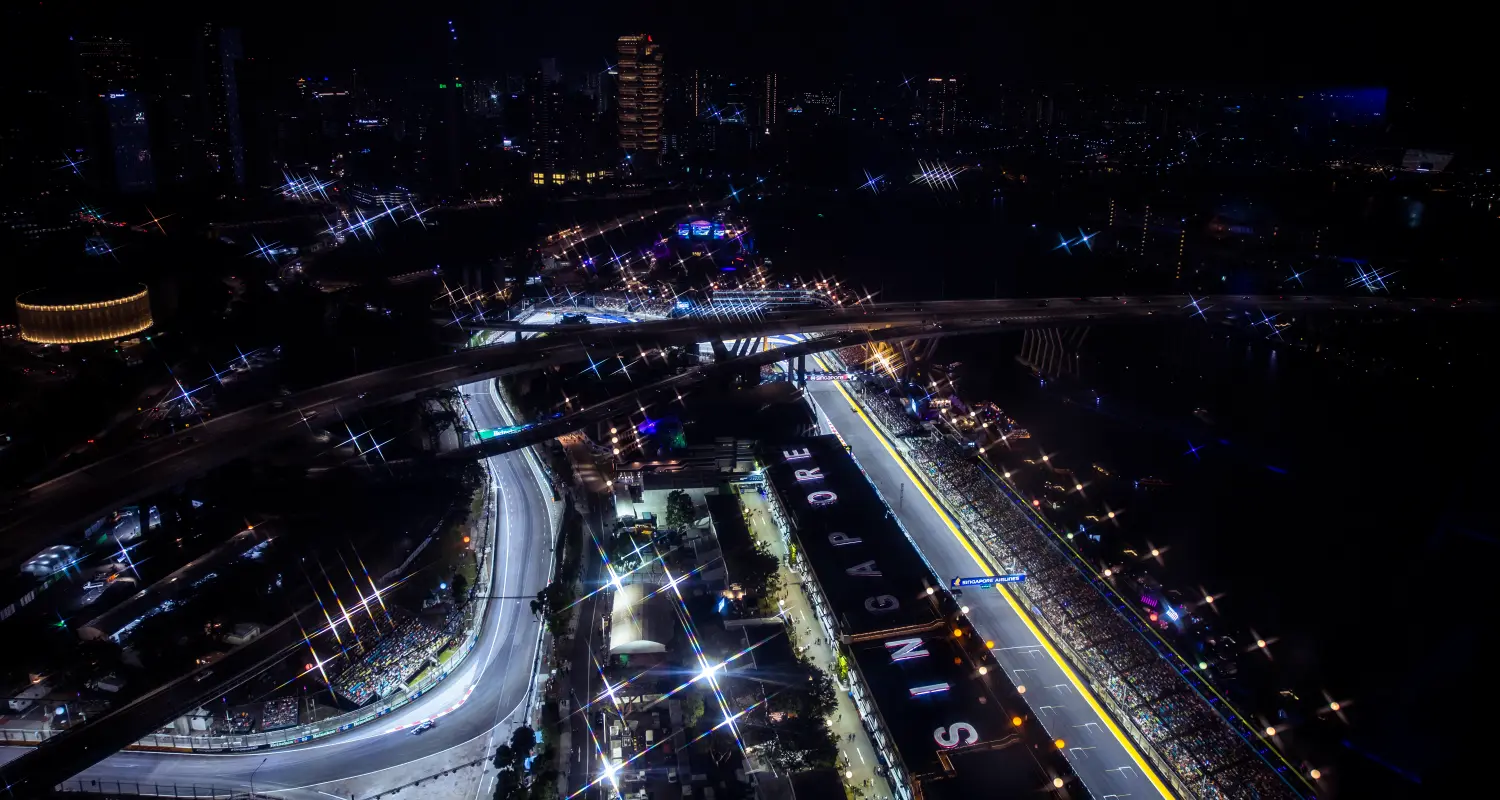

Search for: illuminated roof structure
xmin=609 ymin=580 xmax=675 ymax=655
xmin=16 ymin=284 xmax=152 ymax=345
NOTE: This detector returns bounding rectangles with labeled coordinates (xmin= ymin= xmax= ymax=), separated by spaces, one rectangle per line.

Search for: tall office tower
xmin=104 ymin=92 xmax=155 ymax=193
xmin=531 ymin=70 xmax=564 ymax=176
xmin=198 ymin=24 xmax=245 ymax=186
xmin=925 ymin=76 xmax=960 ymax=136
xmin=582 ymin=70 xmax=607 ymax=115
xmin=762 ymin=73 xmax=778 ymax=133
xmin=427 ymin=79 xmax=465 ymax=196
xmin=73 ymin=35 xmax=154 ymax=194
xmin=616 ymin=34 xmax=662 ymax=161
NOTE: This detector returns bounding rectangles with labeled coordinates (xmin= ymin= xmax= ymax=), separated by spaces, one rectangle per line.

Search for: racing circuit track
xmin=0 ymin=379 xmax=553 ymax=798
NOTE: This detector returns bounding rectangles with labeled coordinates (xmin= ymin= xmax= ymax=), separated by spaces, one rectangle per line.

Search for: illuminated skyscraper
xmin=616 ymin=34 xmax=662 ymax=161
xmin=531 ymin=69 xmax=564 ymax=175
xmin=70 ymin=35 xmax=159 ymax=194
xmin=763 ymin=73 xmax=778 ymax=132
xmin=197 ymin=24 xmax=246 ymax=186
xmin=104 ymin=92 xmax=155 ymax=194
xmin=925 ymin=76 xmax=960 ymax=136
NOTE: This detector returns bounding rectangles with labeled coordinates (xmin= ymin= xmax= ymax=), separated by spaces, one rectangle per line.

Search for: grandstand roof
xmin=766 ymin=436 xmax=1053 ymax=798
xmin=764 ymin=435 xmax=945 ymax=639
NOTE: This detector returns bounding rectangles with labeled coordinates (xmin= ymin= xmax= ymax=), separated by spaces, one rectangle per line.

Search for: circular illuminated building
xmin=16 ymin=284 xmax=152 ymax=345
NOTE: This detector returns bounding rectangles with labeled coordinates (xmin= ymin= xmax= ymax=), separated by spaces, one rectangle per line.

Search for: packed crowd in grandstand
xmin=857 ymin=387 xmax=1298 ymax=800
xmin=330 ymin=610 xmax=461 ymax=706
xmin=261 ymin=696 xmax=299 ymax=731
xmin=587 ymin=292 xmax=674 ymax=317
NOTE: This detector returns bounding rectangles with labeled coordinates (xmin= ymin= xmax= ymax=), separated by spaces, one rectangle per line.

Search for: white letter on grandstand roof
xmin=807 ymin=490 xmax=837 ymax=506
xmin=933 ymin=721 xmax=978 ymax=749
xmin=865 ymin=595 xmax=899 ymax=614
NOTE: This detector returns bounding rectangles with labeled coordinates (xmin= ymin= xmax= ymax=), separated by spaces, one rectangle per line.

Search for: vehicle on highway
xmin=411 ymin=720 xmax=436 ymax=735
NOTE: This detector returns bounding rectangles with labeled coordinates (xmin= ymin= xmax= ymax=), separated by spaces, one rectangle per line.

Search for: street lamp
xmin=250 ymin=756 xmax=268 ymax=796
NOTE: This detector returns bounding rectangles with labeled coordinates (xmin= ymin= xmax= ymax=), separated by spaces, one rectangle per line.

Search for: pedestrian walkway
xmin=741 ymin=492 xmax=892 ymax=800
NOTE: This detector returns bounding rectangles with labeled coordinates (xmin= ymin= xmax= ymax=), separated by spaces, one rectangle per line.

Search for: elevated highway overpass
xmin=2 ymin=294 xmax=1477 ymax=576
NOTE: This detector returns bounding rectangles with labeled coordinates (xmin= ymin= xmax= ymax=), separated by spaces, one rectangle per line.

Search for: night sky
xmin=9 ymin=0 xmax=1467 ymax=87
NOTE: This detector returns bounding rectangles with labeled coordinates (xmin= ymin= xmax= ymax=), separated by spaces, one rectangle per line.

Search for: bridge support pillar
xmin=897 ymin=340 xmax=918 ymax=383
xmin=711 ymin=339 xmax=730 ymax=362
xmin=1017 ymin=327 xmax=1090 ymax=379
xmin=797 ymin=354 xmax=807 ymax=387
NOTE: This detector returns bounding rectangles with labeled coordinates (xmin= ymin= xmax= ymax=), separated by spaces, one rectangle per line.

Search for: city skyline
xmin=0 ymin=7 xmax=1492 ymax=800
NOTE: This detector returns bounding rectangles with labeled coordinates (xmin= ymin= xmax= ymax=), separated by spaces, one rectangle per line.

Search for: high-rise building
xmin=762 ymin=73 xmax=778 ymax=133
xmin=531 ymin=70 xmax=564 ymax=175
xmin=427 ymin=78 xmax=465 ymax=196
xmin=197 ymin=24 xmax=245 ymax=186
xmin=72 ymin=35 xmax=158 ymax=195
xmin=692 ymin=69 xmax=702 ymax=119
xmin=104 ymin=92 xmax=155 ymax=193
xmin=925 ymin=77 xmax=960 ymax=136
xmin=616 ymin=34 xmax=662 ymax=161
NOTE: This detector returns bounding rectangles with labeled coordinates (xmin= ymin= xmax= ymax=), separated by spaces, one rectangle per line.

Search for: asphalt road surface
xmin=806 ymin=379 xmax=1173 ymax=800
xmin=0 ymin=378 xmax=554 ymax=798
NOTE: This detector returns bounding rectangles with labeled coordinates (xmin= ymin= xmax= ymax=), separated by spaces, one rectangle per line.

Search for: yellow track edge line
xmin=829 ymin=379 xmax=1175 ymax=800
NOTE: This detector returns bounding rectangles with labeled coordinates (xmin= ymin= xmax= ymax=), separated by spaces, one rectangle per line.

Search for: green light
xmin=455 ymin=82 xmax=463 ymax=88
xmin=438 ymin=83 xmax=447 ymax=89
